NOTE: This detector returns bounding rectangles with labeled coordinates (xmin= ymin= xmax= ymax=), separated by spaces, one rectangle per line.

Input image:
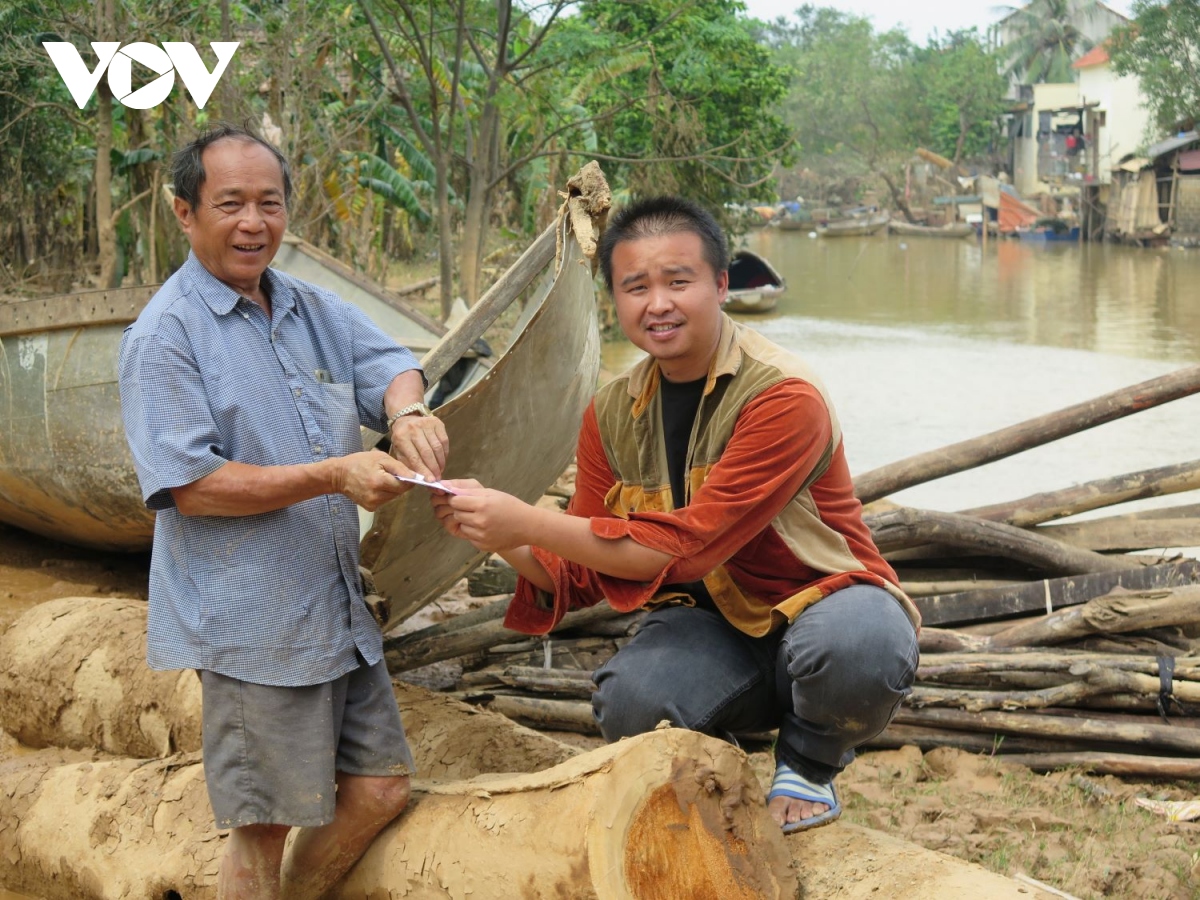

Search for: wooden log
xmin=916 ymin=652 xmax=1200 ymax=681
xmin=852 ymin=365 xmax=1200 ymax=504
xmin=385 ymin=602 xmax=624 ymax=672
xmin=960 ymin=458 xmax=1200 ymax=527
xmin=997 ymin=751 xmax=1200 ymax=778
xmin=891 ymin=707 xmax=1200 ymax=754
xmin=391 ymin=593 xmax=510 ymax=644
xmin=467 ymin=557 xmax=520 ymax=596
xmin=394 ymin=275 xmax=439 ymax=297
xmin=914 ymin=559 xmax=1200 ymax=627
xmin=500 ymin=665 xmax=597 ymax=698
xmin=867 ymin=507 xmax=1130 ymax=575
xmin=864 ymin=723 xmax=1095 ymax=755
xmin=1036 ymin=515 xmax=1200 ymax=553
xmin=0 ymin=729 xmax=797 ymax=900
xmin=0 ymin=596 xmax=201 ymax=757
xmin=469 ymin=694 xmax=601 ymax=734
xmin=918 ymin=628 xmax=991 ymax=653
xmin=988 ymin=584 xmax=1200 ymax=649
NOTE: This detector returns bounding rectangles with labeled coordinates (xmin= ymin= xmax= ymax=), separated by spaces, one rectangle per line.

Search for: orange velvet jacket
xmin=504 ymin=316 xmax=920 ymax=637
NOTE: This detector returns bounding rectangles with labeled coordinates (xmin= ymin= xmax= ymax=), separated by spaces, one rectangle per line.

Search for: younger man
xmin=433 ymin=196 xmax=919 ymax=832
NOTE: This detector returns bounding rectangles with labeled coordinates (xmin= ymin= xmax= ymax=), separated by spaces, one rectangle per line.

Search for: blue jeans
xmin=592 ymin=585 xmax=918 ymax=782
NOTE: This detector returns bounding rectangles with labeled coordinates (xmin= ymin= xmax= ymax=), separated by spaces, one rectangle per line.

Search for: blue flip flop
xmin=767 ymin=761 xmax=842 ymax=833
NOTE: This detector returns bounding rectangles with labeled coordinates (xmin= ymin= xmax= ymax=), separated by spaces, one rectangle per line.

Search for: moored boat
xmin=817 ymin=212 xmax=890 ymax=237
xmin=888 ymin=220 xmax=975 ymax=239
xmin=722 ymin=250 xmax=786 ymax=314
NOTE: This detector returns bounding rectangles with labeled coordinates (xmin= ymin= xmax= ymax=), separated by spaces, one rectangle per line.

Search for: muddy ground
xmin=1 ymin=521 xmax=1198 ymax=899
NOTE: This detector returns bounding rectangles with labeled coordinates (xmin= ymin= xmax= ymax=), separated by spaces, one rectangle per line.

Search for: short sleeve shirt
xmin=118 ymin=253 xmax=422 ymax=686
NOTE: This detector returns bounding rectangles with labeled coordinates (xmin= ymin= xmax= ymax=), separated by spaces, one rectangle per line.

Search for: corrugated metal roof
xmin=1147 ymin=131 xmax=1200 ymax=161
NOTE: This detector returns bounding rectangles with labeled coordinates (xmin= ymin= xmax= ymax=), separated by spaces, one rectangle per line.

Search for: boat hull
xmin=888 ymin=221 xmax=975 ymax=239
xmin=361 ymin=223 xmax=600 ymax=628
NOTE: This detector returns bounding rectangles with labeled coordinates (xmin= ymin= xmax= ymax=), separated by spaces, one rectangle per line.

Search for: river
xmin=602 ymin=229 xmax=1200 ymax=520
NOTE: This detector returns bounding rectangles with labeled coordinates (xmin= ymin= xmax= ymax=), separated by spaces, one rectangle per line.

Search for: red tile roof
xmin=1073 ymin=46 xmax=1110 ymax=69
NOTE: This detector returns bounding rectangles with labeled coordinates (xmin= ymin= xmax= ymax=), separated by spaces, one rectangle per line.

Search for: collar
xmin=627 ymin=312 xmax=743 ymax=417
xmin=182 ymin=252 xmax=294 ymax=317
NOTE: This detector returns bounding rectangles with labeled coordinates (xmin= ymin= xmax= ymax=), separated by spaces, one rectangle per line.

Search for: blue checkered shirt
xmin=119 ymin=253 xmax=422 ymax=686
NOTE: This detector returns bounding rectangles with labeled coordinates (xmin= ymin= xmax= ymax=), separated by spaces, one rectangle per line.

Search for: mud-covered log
xmin=918 ymin=628 xmax=991 ymax=653
xmin=1037 ymin=515 xmax=1200 ymax=553
xmin=867 ymin=508 xmax=1131 ymax=575
xmin=864 ymin=723 xmax=1094 ymax=755
xmin=467 ymin=694 xmax=601 ymax=734
xmin=916 ymin=652 xmax=1200 ymax=681
xmin=0 ymin=596 xmax=201 ymax=757
xmin=852 ymin=365 xmax=1200 ymax=504
xmin=987 ymin=585 xmax=1200 ymax=649
xmin=0 ymin=730 xmax=797 ymax=900
xmin=959 ymin=458 xmax=1200 ymax=527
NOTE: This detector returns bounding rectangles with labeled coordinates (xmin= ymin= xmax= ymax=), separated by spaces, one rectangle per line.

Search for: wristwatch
xmin=386 ymin=402 xmax=433 ymax=431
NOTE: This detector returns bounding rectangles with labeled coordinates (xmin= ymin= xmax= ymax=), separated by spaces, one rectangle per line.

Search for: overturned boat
xmin=722 ymin=250 xmax=786 ymax=314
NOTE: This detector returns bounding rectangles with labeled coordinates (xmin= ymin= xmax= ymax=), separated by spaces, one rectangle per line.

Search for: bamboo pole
xmin=852 ymin=365 xmax=1200 ymax=504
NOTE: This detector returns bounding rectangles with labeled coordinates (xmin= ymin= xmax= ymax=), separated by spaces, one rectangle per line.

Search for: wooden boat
xmin=0 ymin=199 xmax=600 ymax=619
xmin=817 ymin=212 xmax=890 ymax=237
xmin=888 ymin=220 xmax=975 ymax=239
xmin=722 ymin=250 xmax=786 ymax=314
xmin=0 ymin=243 xmax=483 ymax=552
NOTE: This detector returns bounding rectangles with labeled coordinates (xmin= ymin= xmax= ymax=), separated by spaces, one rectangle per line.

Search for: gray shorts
xmin=200 ymin=659 xmax=415 ymax=829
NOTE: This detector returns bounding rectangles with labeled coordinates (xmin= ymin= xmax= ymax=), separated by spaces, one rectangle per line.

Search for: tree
xmin=1110 ymin=0 xmax=1200 ymax=134
xmin=997 ymin=0 xmax=1098 ymax=83
xmin=913 ymin=30 xmax=1008 ymax=166
xmin=766 ymin=7 xmax=922 ymax=217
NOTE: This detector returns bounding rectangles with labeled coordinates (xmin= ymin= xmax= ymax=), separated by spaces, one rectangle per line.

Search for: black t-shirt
xmin=658 ymin=374 xmax=716 ymax=610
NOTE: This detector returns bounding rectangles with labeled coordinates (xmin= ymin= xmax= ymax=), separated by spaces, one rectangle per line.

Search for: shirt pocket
xmin=320 ymin=381 xmax=362 ymax=457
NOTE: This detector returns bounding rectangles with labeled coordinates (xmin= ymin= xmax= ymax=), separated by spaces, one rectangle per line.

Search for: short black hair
xmin=597 ymin=196 xmax=729 ymax=291
xmin=171 ymin=124 xmax=292 ymax=210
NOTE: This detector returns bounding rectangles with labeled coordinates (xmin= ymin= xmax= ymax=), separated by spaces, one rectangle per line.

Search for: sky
xmin=740 ymin=0 xmax=1135 ymax=44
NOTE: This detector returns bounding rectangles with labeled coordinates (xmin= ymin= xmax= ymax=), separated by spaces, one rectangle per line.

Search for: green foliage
xmin=1110 ymin=0 xmax=1200 ymax=133
xmin=556 ymin=0 xmax=795 ymax=209
xmin=912 ymin=30 xmax=1008 ymax=163
xmin=356 ymin=152 xmax=432 ymax=223
xmin=997 ymin=0 xmax=1098 ymax=83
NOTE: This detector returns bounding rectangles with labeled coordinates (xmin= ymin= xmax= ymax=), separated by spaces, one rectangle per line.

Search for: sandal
xmin=767 ymin=761 xmax=842 ymax=833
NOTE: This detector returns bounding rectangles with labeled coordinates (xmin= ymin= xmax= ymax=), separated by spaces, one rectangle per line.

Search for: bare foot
xmin=768 ymin=795 xmax=830 ymax=829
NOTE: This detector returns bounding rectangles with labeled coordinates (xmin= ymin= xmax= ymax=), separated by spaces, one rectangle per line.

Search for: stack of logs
xmin=384 ymin=364 xmax=1200 ymax=779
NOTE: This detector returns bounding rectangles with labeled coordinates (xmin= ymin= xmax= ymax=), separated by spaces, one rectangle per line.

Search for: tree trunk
xmin=0 ymin=730 xmax=797 ymax=900
xmin=95 ymin=85 xmax=118 ymax=288
xmin=435 ymin=153 xmax=454 ymax=319
xmin=878 ymin=169 xmax=917 ymax=223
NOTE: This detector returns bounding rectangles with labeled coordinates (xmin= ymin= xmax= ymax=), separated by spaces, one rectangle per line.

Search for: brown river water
xmin=2 ymin=231 xmax=1199 ymax=900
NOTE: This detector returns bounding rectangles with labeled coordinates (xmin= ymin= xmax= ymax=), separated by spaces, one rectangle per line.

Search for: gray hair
xmin=171 ymin=124 xmax=292 ymax=210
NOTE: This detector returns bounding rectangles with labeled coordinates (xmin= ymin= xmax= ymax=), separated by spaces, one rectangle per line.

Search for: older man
xmin=119 ymin=125 xmax=446 ymax=899
xmin=433 ymin=196 xmax=920 ymax=834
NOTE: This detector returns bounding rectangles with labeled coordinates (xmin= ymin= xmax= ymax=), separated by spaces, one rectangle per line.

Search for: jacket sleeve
xmin=503 ymin=401 xmax=618 ymax=634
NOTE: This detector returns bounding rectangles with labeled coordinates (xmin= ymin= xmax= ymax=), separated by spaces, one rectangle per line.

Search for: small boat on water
xmin=0 ymin=177 xmax=603 ymax=628
xmin=817 ymin=212 xmax=890 ymax=237
xmin=888 ymin=220 xmax=975 ymax=240
xmin=722 ymin=250 xmax=786 ymax=314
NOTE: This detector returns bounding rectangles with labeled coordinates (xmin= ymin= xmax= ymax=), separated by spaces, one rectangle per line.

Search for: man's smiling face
xmin=173 ymin=138 xmax=287 ymax=301
xmin=611 ymin=230 xmax=727 ymax=383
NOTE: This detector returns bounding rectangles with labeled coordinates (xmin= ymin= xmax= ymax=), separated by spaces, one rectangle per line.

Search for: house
xmin=1107 ymin=131 xmax=1200 ymax=244
xmin=1072 ymin=45 xmax=1154 ymax=182
xmin=1007 ymin=82 xmax=1087 ymax=197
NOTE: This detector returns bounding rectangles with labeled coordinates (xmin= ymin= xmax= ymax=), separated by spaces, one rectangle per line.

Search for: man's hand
xmin=333 ymin=449 xmax=417 ymax=511
xmin=431 ymin=480 xmax=534 ymax=552
xmin=389 ymin=414 xmax=449 ymax=481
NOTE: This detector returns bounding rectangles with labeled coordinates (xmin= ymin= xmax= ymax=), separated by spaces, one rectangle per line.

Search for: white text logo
xmin=43 ymin=41 xmax=240 ymax=110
